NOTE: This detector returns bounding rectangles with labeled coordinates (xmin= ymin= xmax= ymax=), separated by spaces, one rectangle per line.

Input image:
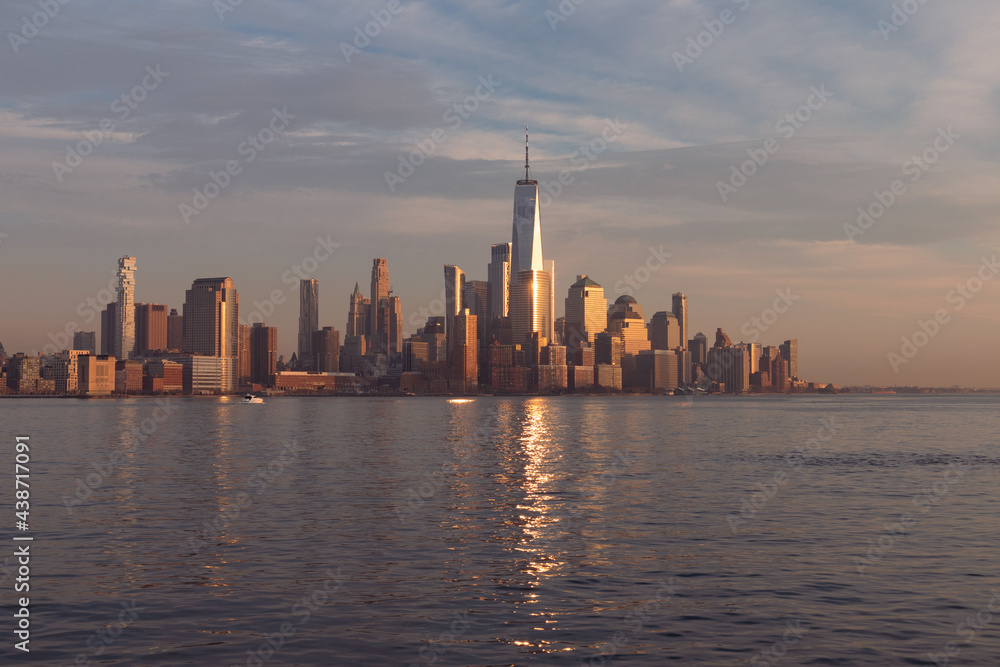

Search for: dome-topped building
xmin=610 ymin=293 xmax=644 ymax=323
xmin=608 ymin=295 xmax=650 ymax=355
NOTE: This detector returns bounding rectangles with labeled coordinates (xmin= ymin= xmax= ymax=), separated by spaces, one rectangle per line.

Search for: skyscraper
xmin=115 ymin=256 xmax=136 ymax=360
xmin=690 ymin=331 xmax=708 ymax=365
xmin=101 ymin=303 xmax=117 ymax=357
xmin=607 ymin=295 xmax=650 ymax=355
xmin=312 ymin=326 xmax=340 ymax=372
xmin=463 ymin=280 xmax=488 ymax=344
xmin=649 ymin=311 xmax=681 ymax=351
xmin=238 ymin=323 xmax=251 ymax=387
xmin=250 ymin=323 xmax=277 ymax=386
xmin=672 ymin=293 xmax=688 ymax=350
xmin=508 ymin=128 xmax=554 ymax=344
xmin=387 ymin=296 xmax=403 ymax=354
xmin=134 ymin=303 xmax=167 ymax=355
xmin=298 ymin=279 xmax=319 ymax=368
xmin=510 ymin=129 xmax=543 ymax=282
xmin=369 ymin=259 xmax=391 ymax=353
xmin=182 ymin=277 xmax=240 ymax=391
xmin=346 ymin=283 xmax=368 ymax=338
xmin=73 ymin=331 xmax=96 ymax=355
xmin=487 ymin=242 xmax=511 ymax=321
xmin=564 ymin=275 xmax=607 ymax=349
xmin=780 ymin=339 xmax=798 ymax=380
xmin=452 ymin=308 xmax=478 ymax=392
xmin=444 ymin=264 xmax=466 ymax=365
xmin=166 ymin=308 xmax=183 ymax=351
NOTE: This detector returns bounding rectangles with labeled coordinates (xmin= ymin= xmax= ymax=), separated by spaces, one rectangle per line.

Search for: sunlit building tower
xmin=452 ymin=309 xmax=478 ymax=393
xmin=488 ymin=242 xmax=511 ymax=321
xmin=671 ymin=293 xmax=688 ymax=350
xmin=78 ymin=354 xmax=115 ymax=396
xmin=780 ymin=339 xmax=798 ymax=380
xmin=115 ymin=256 xmax=136 ymax=360
xmin=346 ymin=283 xmax=369 ymax=338
xmin=135 ymin=303 xmax=167 ymax=355
xmin=298 ymin=279 xmax=319 ymax=369
xmin=508 ymin=128 xmax=554 ymax=344
xmin=510 ymin=269 xmax=553 ymax=346
xmin=444 ymin=264 xmax=466 ymax=366
xmin=608 ymin=296 xmax=650 ymax=355
xmin=564 ymin=275 xmax=607 ymax=350
xmin=544 ymin=259 xmax=555 ymax=343
xmin=746 ymin=342 xmax=762 ymax=375
xmin=182 ymin=277 xmax=240 ymax=391
xmin=369 ymin=258 xmax=391 ymax=353
xmin=250 ymin=323 xmax=278 ymax=387
xmin=52 ymin=349 xmax=87 ymax=394
xmin=238 ymin=324 xmax=251 ymax=387
xmin=610 ymin=294 xmax=645 ymax=323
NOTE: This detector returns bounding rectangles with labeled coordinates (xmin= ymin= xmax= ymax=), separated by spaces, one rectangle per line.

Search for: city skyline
xmin=0 ymin=143 xmax=991 ymax=388
xmin=2 ymin=2 xmax=1000 ymax=386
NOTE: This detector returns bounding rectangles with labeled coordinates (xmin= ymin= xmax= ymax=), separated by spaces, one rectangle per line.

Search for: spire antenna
xmin=524 ymin=125 xmax=530 ymax=179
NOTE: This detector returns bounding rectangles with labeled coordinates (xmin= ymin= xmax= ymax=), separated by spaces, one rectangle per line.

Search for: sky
xmin=1 ymin=0 xmax=999 ymax=387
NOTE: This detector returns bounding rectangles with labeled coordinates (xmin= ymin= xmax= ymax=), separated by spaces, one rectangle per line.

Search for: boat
xmin=241 ymin=394 xmax=264 ymax=404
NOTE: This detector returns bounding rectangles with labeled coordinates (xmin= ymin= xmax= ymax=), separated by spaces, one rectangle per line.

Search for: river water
xmin=1 ymin=394 xmax=998 ymax=665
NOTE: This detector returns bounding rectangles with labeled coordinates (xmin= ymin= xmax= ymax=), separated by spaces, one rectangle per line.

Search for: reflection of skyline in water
xmin=17 ymin=395 xmax=1000 ymax=665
